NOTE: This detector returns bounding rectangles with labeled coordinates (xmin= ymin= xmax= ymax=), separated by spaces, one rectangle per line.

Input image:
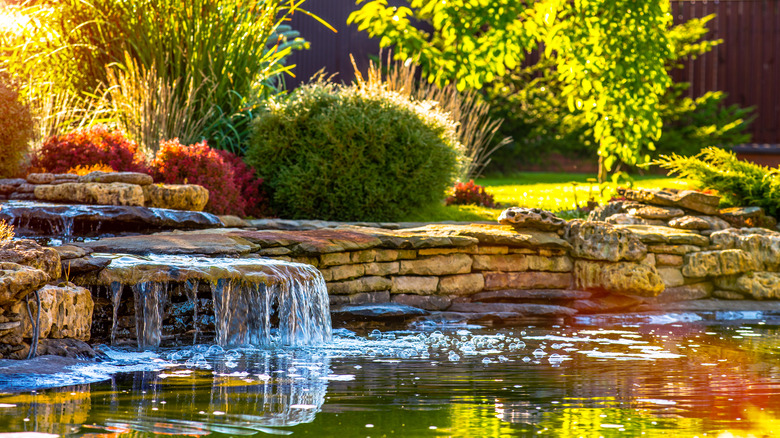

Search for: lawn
xmin=400 ymin=172 xmax=689 ymax=222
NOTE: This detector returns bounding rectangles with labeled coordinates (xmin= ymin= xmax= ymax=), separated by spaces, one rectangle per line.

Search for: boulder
xmin=720 ymin=206 xmax=777 ymax=229
xmin=0 ymin=239 xmax=61 ymax=279
xmin=709 ymin=228 xmax=780 ymax=271
xmin=574 ymin=260 xmax=664 ymax=297
xmin=736 ymin=272 xmax=780 ymax=299
xmin=35 ymin=182 xmax=145 ymax=206
xmin=0 ymin=263 xmax=49 ymax=306
xmin=143 ymin=184 xmax=209 ymax=211
xmin=618 ymin=187 xmax=720 ymax=215
xmin=11 ymin=283 xmax=93 ymax=340
xmin=498 ymin=207 xmax=567 ymax=232
xmin=564 ymin=220 xmax=646 ymax=262
xmin=604 ymin=214 xmax=665 ymax=226
xmin=630 ymin=205 xmax=685 ymax=220
xmin=668 ymin=216 xmax=711 ymax=231
xmin=26 ymin=173 xmax=56 ymax=184
xmin=78 ymin=171 xmax=153 ymax=186
xmin=681 ymin=249 xmax=758 ymax=278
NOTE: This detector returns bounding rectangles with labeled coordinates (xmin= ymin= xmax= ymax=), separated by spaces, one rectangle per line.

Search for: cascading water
xmin=97 ymin=254 xmax=332 ymax=349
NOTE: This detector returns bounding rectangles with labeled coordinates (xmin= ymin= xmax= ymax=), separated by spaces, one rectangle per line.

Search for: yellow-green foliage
xmin=0 ymin=221 xmax=14 ymax=242
xmin=0 ymin=74 xmax=33 ymax=177
xmin=246 ymin=80 xmax=463 ymax=221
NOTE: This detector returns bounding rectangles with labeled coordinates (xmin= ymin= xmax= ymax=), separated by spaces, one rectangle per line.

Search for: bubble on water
xmin=482 ymin=357 xmax=492 ymax=365
xmin=369 ymin=329 xmax=382 ymax=339
xmin=548 ymin=353 xmax=565 ymax=365
xmin=532 ymin=348 xmax=546 ymax=357
xmin=456 ymin=329 xmax=471 ymax=337
xmin=522 ymin=356 xmax=531 ymax=363
xmin=206 ymin=345 xmax=224 ymax=356
xmin=448 ymin=351 xmax=461 ymax=362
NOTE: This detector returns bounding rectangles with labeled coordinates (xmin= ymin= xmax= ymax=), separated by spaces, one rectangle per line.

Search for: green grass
xmin=399 ymin=172 xmax=689 ymax=222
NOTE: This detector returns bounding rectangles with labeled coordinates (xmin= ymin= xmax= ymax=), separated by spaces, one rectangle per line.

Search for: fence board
xmin=288 ymin=0 xmax=780 ymax=143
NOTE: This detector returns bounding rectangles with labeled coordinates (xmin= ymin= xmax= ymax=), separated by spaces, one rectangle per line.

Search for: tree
xmin=349 ymin=0 xmax=675 ymax=182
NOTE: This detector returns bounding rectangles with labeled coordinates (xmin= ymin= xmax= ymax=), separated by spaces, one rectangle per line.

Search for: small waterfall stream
xmin=96 ymin=254 xmax=332 ymax=349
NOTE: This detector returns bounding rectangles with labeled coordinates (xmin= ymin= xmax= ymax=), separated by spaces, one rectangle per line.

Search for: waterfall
xmin=101 ymin=255 xmax=331 ymax=349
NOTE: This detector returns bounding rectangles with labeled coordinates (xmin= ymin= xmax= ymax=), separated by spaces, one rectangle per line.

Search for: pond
xmin=1 ymin=311 xmax=779 ymax=437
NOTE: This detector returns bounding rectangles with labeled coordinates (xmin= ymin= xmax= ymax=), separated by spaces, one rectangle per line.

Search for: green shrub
xmin=653 ymin=147 xmax=780 ymax=217
xmin=0 ymin=74 xmax=33 ymax=178
xmin=246 ymin=82 xmax=463 ymax=221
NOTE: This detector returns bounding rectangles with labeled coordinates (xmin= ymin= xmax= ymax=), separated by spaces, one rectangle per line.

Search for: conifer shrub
xmin=151 ymin=139 xmax=268 ymax=217
xmin=31 ymin=125 xmax=147 ymax=174
xmin=654 ymin=147 xmax=780 ymax=217
xmin=245 ymin=82 xmax=463 ymax=221
xmin=0 ymin=75 xmax=34 ymax=178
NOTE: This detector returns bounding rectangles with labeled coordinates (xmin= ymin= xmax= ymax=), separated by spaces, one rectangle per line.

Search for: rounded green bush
xmin=246 ymin=82 xmax=463 ymax=221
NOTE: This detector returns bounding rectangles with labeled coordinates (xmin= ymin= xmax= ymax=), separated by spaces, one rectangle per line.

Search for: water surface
xmin=1 ymin=311 xmax=780 ymax=437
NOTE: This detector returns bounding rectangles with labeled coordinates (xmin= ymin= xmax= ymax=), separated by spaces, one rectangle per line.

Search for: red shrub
xmin=215 ymin=150 xmax=271 ymax=218
xmin=151 ymin=139 xmax=268 ymax=217
xmin=30 ymin=125 xmax=148 ymax=174
xmin=445 ymin=180 xmax=497 ymax=208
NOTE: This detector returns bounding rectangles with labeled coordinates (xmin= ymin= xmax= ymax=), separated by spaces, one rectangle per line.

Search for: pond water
xmin=1 ymin=311 xmax=780 ymax=437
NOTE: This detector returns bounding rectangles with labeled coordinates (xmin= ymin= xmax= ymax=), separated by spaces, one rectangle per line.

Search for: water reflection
xmin=0 ymin=317 xmax=780 ymax=437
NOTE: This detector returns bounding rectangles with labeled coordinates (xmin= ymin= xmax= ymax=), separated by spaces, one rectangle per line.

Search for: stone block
xmin=391 ymin=276 xmax=439 ymax=295
xmin=79 ymin=171 xmax=153 ymax=185
xmin=655 ymin=254 xmax=684 ymax=266
xmin=320 ymin=252 xmax=351 ymax=267
xmin=736 ymin=272 xmax=780 ymax=299
xmin=392 ymin=294 xmax=452 ymax=311
xmin=527 ymin=255 xmax=573 ymax=272
xmin=640 ymin=253 xmax=656 ymax=267
xmin=35 ymin=182 xmax=144 ymax=206
xmin=327 ymin=276 xmax=392 ymax=295
xmin=418 ymin=247 xmax=475 ymax=256
xmin=350 ymin=249 xmax=378 ymax=263
xmin=364 ymin=261 xmax=400 ymax=276
xmin=399 ymin=254 xmax=472 ymax=276
xmin=713 ymin=290 xmax=746 ymax=300
xmin=438 ymin=273 xmax=485 ymax=296
xmin=471 ymin=254 xmax=528 ymax=272
xmin=657 ymin=267 xmax=685 ymax=287
xmin=574 ymin=260 xmax=664 ymax=297
xmin=0 ymin=263 xmax=49 ymax=306
xmin=647 ymin=244 xmax=702 ymax=256
xmin=643 ymin=282 xmax=712 ymax=304
xmin=12 ymin=284 xmax=94 ymax=340
xmin=565 ymin=220 xmax=646 ymax=262
xmin=321 ymin=264 xmax=365 ymax=281
xmin=483 ymin=271 xmax=573 ymax=290
xmin=682 ymin=249 xmax=757 ymax=278
xmin=475 ymin=246 xmax=509 ymax=255
xmin=26 ymin=173 xmax=55 ymax=184
xmin=143 ymin=184 xmax=209 ymax=211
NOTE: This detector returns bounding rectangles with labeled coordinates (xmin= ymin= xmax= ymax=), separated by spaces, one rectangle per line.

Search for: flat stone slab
xmin=614 ymin=224 xmax=710 ymax=246
xmin=400 ymin=224 xmax=570 ymax=249
xmin=230 ymin=228 xmax=385 ymax=254
xmin=635 ymin=299 xmax=780 ymax=312
xmin=77 ymin=232 xmax=259 ymax=256
xmin=0 ymin=201 xmax=222 ymax=237
xmin=447 ymin=302 xmax=578 ymax=316
xmin=331 ymin=303 xmax=429 ymax=321
xmin=469 ymin=289 xmax=591 ymax=302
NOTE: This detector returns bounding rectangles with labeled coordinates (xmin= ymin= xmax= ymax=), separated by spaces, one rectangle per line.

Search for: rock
xmin=53 ymin=245 xmax=91 ymax=260
xmin=327 ymin=277 xmax=392 ymax=295
xmin=437 ymin=273 xmax=484 ymax=296
xmin=390 ymin=276 xmax=439 ymax=294
xmin=0 ymin=239 xmax=61 ymax=279
xmin=571 ymin=295 xmax=644 ymax=313
xmin=34 ymin=182 xmax=145 ymax=206
xmin=614 ymin=225 xmax=710 ymax=246
xmin=447 ymin=302 xmax=578 ymax=317
xmin=668 ymin=216 xmax=711 ymax=230
xmin=736 ymin=272 xmax=780 ymax=299
xmin=26 ymin=173 xmax=56 ymax=184
xmin=11 ymin=283 xmax=93 ymax=340
xmin=713 ymin=290 xmax=746 ymax=300
xmin=469 ymin=289 xmax=591 ymax=302
xmin=219 ymin=215 xmax=250 ymax=227
xmin=604 ymin=214 xmax=665 ymax=226
xmin=391 ymin=294 xmax=452 ymax=311
xmin=647 ymin=244 xmax=702 ymax=256
xmin=364 ymin=261 xmax=400 ymax=276
xmin=498 ymin=207 xmax=567 ymax=231
xmin=331 ymin=303 xmax=428 ymax=322
xmin=587 ymin=201 xmax=627 ymax=222
xmin=79 ymin=232 xmax=258 ymax=256
xmin=35 ymin=339 xmax=96 ymax=359
xmin=709 ymin=228 xmax=780 ymax=271
xmin=472 ymin=254 xmax=529 ymax=271
xmin=714 ymin=275 xmax=741 ymax=291
xmin=483 ymin=272 xmax=573 ymax=290
xmin=399 ymin=254 xmax=472 ymax=275
xmin=618 ymin=187 xmax=720 ymax=215
xmin=574 ymin=260 xmax=664 ymax=297
xmin=143 ymin=184 xmax=209 ymax=211
xmin=16 ymin=183 xmax=36 ymax=193
xmin=397 ymin=224 xmax=570 ymax=250
xmin=720 ymin=206 xmax=777 ymax=229
xmin=0 ymin=263 xmax=49 ymax=306
xmin=656 ymin=267 xmax=685 ymax=287
xmin=234 ymin=228 xmax=384 ymax=255
xmin=629 ymin=205 xmax=685 ymax=220
xmin=681 ymin=249 xmax=757 ymax=278
xmin=564 ymin=220 xmax=646 ymax=262
xmin=320 ymin=264 xmax=365 ymax=282
xmin=0 ymin=202 xmax=223 ymax=238
xmin=9 ymin=192 xmax=35 ymax=200
xmin=642 ymin=282 xmax=712 ymax=304
xmin=61 ymin=256 xmax=112 ymax=276
xmin=697 ymin=216 xmax=732 ymax=231
xmin=78 ymin=171 xmax=153 ymax=186
xmin=330 ymin=291 xmax=391 ymax=306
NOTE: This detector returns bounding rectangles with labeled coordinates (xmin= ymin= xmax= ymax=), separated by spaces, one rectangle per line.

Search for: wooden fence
xmin=287 ymin=0 xmax=780 ymax=143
